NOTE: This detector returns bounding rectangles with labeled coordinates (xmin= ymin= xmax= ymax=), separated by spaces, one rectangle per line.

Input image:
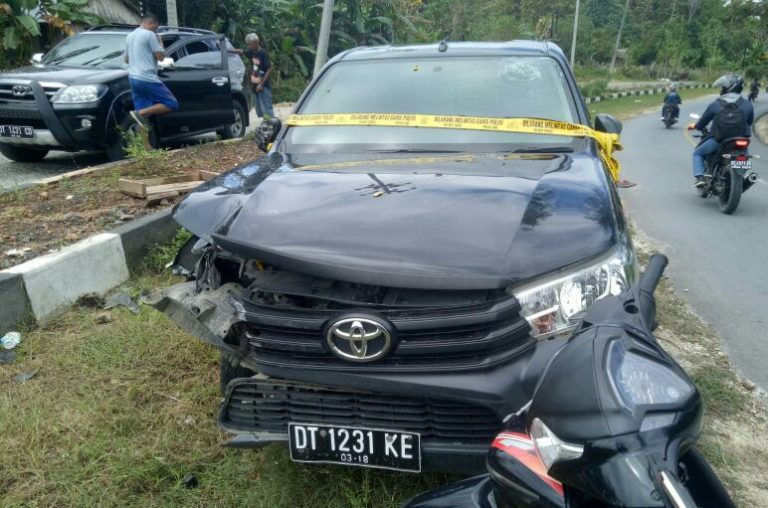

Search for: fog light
xmin=80 ymin=118 xmax=92 ymax=129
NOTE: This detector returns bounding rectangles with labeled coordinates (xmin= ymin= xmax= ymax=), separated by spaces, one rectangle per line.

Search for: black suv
xmin=151 ymin=41 xmax=636 ymax=474
xmin=0 ymin=25 xmax=248 ymax=162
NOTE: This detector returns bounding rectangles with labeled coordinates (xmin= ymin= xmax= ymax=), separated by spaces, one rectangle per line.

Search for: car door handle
xmin=212 ymin=76 xmax=229 ymax=86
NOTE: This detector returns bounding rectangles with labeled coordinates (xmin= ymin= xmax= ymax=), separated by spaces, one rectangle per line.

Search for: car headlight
xmin=512 ymin=247 xmax=633 ymax=338
xmin=52 ymin=85 xmax=107 ymax=104
xmin=606 ymin=340 xmax=693 ymax=411
xmin=530 ymin=417 xmax=584 ymax=471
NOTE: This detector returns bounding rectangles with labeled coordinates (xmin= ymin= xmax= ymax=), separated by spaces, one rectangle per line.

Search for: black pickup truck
xmin=0 ymin=25 xmax=248 ymax=162
xmin=151 ymin=40 xmax=637 ymax=475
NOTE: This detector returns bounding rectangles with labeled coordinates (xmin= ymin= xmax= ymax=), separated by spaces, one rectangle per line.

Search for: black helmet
xmin=714 ymin=74 xmax=744 ymax=95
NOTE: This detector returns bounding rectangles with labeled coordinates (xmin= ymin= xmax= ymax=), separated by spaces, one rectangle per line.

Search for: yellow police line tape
xmin=286 ymin=113 xmax=623 ymax=182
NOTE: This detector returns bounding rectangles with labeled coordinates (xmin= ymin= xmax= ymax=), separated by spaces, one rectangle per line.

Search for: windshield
xmin=288 ymin=55 xmax=580 ymax=153
xmin=42 ymin=33 xmax=127 ymax=69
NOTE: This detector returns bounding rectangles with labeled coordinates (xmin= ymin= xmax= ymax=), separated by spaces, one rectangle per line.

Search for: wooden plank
xmin=118 ymin=178 xmax=148 ymax=198
xmin=119 ymin=175 xmax=199 ymax=198
xmin=198 ymin=170 xmax=220 ymax=181
xmin=143 ymin=191 xmax=180 ymax=207
xmin=36 ymin=159 xmax=131 ymax=185
xmin=145 ymin=181 xmax=202 ymax=196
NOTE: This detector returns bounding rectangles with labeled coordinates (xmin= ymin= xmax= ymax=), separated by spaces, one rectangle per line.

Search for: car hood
xmin=173 ymin=151 xmax=619 ymax=290
xmin=0 ymin=65 xmax=126 ymax=85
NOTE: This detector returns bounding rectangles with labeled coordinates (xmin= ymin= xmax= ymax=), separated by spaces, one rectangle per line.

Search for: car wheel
xmin=106 ymin=116 xmax=158 ymax=161
xmin=220 ymin=352 xmax=254 ymax=396
xmin=0 ymin=143 xmax=48 ymax=162
xmin=218 ymin=101 xmax=247 ymax=140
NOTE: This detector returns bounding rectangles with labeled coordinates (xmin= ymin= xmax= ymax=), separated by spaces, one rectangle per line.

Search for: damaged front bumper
xmin=147 ymin=275 xmax=564 ymax=474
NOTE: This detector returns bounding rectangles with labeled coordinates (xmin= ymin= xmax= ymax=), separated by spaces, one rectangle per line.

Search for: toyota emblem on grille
xmin=326 ymin=315 xmax=395 ymax=362
xmin=11 ymin=85 xmax=32 ymax=97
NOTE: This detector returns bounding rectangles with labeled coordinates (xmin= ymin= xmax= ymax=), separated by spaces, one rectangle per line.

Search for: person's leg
xmin=137 ymin=81 xmax=179 ymax=119
xmin=692 ymin=138 xmax=720 ymax=178
xmin=673 ymin=105 xmax=680 ymax=119
xmin=253 ymin=89 xmax=264 ymax=118
xmin=258 ymin=86 xmax=274 ymax=118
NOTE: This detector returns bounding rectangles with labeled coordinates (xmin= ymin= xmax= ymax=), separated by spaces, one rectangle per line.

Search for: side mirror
xmin=594 ymin=113 xmax=622 ymax=135
xmin=30 ymin=53 xmax=43 ymax=65
xmin=158 ymin=57 xmax=175 ymax=70
xmin=689 ymin=113 xmax=701 ymax=120
xmin=256 ymin=117 xmax=282 ymax=152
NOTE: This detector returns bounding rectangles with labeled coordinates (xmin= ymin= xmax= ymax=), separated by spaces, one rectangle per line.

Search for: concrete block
xmin=0 ymin=272 xmax=31 ymax=333
xmin=7 ymin=233 xmax=129 ymax=324
xmin=113 ymin=209 xmax=178 ymax=271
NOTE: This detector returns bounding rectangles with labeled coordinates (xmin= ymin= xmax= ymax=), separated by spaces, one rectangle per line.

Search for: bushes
xmin=579 ymin=80 xmax=609 ymax=98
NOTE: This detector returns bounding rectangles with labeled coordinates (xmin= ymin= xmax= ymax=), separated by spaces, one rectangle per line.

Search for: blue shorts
xmin=129 ymin=77 xmax=179 ymax=111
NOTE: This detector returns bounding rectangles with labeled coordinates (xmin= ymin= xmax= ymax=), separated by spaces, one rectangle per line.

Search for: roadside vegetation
xmin=1 ymin=226 xmax=766 ymax=507
xmin=589 ymin=86 xmax=716 ymax=121
xmin=0 ymin=139 xmax=259 ymax=269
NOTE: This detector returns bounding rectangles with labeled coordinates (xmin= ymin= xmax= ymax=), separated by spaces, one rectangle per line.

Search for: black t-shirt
xmin=244 ymin=48 xmax=271 ymax=87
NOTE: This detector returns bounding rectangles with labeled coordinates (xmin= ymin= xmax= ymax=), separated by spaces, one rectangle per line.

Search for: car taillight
xmin=735 ymin=139 xmax=749 ymax=148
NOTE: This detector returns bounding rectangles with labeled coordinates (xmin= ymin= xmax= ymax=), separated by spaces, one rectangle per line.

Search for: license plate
xmin=730 ymin=159 xmax=752 ymax=171
xmin=288 ymin=423 xmax=421 ymax=473
xmin=0 ymin=125 xmax=35 ymax=139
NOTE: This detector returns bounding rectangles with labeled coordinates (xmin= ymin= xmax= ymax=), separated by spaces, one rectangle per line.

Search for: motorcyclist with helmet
xmin=662 ymin=84 xmax=682 ymax=122
xmin=687 ymin=75 xmax=754 ymax=187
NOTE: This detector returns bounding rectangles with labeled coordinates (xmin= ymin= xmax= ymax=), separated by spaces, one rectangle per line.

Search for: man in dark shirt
xmin=661 ymin=84 xmax=681 ymax=121
xmin=233 ymin=33 xmax=275 ymax=118
xmin=688 ymin=76 xmax=753 ymax=187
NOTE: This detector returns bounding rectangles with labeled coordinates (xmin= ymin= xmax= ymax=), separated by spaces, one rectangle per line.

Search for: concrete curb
xmin=584 ymin=82 xmax=713 ymax=105
xmin=0 ymin=209 xmax=179 ymax=332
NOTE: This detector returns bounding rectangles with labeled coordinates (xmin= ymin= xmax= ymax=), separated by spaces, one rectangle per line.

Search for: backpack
xmin=711 ymin=97 xmax=747 ymax=142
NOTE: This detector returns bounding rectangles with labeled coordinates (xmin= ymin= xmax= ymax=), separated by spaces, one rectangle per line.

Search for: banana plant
xmin=0 ymin=0 xmax=41 ymax=51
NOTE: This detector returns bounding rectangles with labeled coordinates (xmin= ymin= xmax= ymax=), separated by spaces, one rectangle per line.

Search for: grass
xmin=0 ymin=262 xmax=453 ymax=507
xmin=589 ymin=87 xmax=716 ymax=121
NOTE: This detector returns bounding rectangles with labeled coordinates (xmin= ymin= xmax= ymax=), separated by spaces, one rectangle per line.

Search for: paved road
xmin=619 ymin=94 xmax=768 ymax=390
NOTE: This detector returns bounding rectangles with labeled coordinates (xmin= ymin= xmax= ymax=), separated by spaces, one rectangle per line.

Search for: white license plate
xmin=0 ymin=125 xmax=35 ymax=139
xmin=730 ymin=159 xmax=752 ymax=171
xmin=288 ymin=423 xmax=421 ymax=472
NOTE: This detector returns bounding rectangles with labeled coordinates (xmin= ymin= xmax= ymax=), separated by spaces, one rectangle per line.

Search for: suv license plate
xmin=288 ymin=423 xmax=421 ymax=473
xmin=730 ymin=159 xmax=751 ymax=170
xmin=0 ymin=125 xmax=35 ymax=139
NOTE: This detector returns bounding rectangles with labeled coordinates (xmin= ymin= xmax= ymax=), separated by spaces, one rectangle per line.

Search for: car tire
xmin=106 ymin=116 xmax=158 ymax=161
xmin=220 ymin=352 xmax=254 ymax=396
xmin=218 ymin=100 xmax=247 ymax=140
xmin=0 ymin=143 xmax=48 ymax=162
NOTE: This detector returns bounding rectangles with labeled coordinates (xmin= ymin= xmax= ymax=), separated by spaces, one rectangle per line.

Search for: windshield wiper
xmin=82 ymin=50 xmax=124 ymax=67
xmin=512 ymin=147 xmax=574 ymax=154
xmin=46 ymin=46 xmax=100 ymax=65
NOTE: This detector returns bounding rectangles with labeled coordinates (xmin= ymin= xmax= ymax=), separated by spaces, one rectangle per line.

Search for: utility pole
xmin=570 ymin=0 xmax=580 ymax=68
xmin=313 ymin=0 xmax=335 ymax=77
xmin=610 ymin=0 xmax=630 ymax=74
xmin=166 ymin=0 xmax=178 ymax=27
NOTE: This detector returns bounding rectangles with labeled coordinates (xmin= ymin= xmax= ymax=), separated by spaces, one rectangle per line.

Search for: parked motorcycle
xmin=690 ymin=113 xmax=759 ymax=215
xmin=662 ymin=104 xmax=678 ymax=128
xmin=404 ymin=254 xmax=736 ymax=508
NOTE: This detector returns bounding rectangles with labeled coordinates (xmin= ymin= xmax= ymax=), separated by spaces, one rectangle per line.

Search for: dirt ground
xmin=0 ymin=140 xmax=261 ymax=269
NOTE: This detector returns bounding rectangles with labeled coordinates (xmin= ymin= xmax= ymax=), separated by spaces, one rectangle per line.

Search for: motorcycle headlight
xmin=512 ymin=247 xmax=633 ymax=338
xmin=530 ymin=417 xmax=584 ymax=471
xmin=607 ymin=340 xmax=694 ymax=411
xmin=53 ymin=85 xmax=107 ymax=104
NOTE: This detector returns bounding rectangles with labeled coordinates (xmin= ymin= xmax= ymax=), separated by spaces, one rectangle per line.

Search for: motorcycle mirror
xmin=689 ymin=113 xmax=701 ymax=120
xmin=594 ymin=113 xmax=622 ymax=135
xmin=256 ymin=117 xmax=282 ymax=152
